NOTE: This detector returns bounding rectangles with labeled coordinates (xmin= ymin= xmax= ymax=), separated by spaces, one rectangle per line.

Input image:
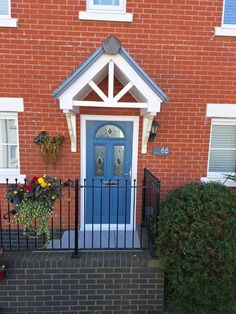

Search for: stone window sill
xmin=0 ymin=174 xmax=26 ymax=184
xmin=79 ymin=11 xmax=133 ymax=22
xmin=214 ymin=27 xmax=236 ymax=37
xmin=201 ymin=177 xmax=236 ymax=188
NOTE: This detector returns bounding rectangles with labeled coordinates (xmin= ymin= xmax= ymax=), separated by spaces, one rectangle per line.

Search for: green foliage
xmin=16 ymin=199 xmax=52 ymax=244
xmin=34 ymin=130 xmax=65 ymax=165
xmin=6 ymin=175 xmax=62 ymax=245
xmin=156 ymin=182 xmax=236 ymax=314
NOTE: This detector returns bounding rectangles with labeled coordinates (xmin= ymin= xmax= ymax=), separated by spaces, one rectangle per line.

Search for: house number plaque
xmin=153 ymin=146 xmax=171 ymax=156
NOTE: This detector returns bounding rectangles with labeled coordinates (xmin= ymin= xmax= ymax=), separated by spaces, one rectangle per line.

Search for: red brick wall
xmin=1 ymin=0 xmax=236 ymax=199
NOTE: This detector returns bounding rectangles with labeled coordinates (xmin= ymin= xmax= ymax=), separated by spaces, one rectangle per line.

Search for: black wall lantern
xmin=149 ymin=119 xmax=159 ymax=142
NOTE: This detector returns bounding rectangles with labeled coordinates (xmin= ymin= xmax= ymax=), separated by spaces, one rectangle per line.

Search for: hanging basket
xmin=39 ymin=142 xmax=62 ymax=165
xmin=34 ymin=131 xmax=65 ymax=166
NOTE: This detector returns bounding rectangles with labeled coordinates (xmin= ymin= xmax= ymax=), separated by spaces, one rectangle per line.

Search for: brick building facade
xmin=0 ymin=0 xmax=236 ymax=238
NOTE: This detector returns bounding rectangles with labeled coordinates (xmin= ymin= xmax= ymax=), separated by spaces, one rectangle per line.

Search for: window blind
xmin=209 ymin=124 xmax=236 ymax=173
xmin=223 ymin=0 xmax=236 ymax=25
xmin=93 ymin=0 xmax=119 ymax=5
xmin=0 ymin=0 xmax=9 ymax=16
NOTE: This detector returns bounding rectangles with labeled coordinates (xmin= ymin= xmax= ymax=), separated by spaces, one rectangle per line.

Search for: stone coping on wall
xmin=1 ymin=251 xmax=162 ymax=269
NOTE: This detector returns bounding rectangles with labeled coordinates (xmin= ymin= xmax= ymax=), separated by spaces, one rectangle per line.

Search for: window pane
xmin=209 ymin=124 xmax=236 ymax=173
xmin=209 ymin=150 xmax=236 ymax=172
xmin=0 ymin=119 xmax=17 ymax=144
xmin=94 ymin=0 xmax=119 ymax=5
xmin=0 ymin=118 xmax=18 ymax=169
xmin=211 ymin=125 xmax=236 ymax=149
xmin=95 ymin=145 xmax=105 ymax=176
xmin=223 ymin=0 xmax=236 ymax=25
xmin=0 ymin=0 xmax=9 ymax=16
xmin=0 ymin=145 xmax=18 ymax=168
xmin=96 ymin=125 xmax=124 ymax=138
xmin=114 ymin=146 xmax=124 ymax=176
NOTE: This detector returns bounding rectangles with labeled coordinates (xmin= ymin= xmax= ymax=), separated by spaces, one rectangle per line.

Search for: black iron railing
xmin=142 ymin=168 xmax=161 ymax=255
xmin=0 ymin=169 xmax=161 ymax=255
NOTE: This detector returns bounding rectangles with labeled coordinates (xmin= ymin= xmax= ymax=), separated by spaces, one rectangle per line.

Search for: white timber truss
xmin=57 ymin=53 xmax=165 ymax=153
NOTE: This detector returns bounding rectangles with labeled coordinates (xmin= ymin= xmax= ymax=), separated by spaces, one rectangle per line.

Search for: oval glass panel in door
xmin=114 ymin=145 xmax=124 ymax=176
xmin=96 ymin=125 xmax=124 ymax=138
xmin=95 ymin=145 xmax=105 ymax=176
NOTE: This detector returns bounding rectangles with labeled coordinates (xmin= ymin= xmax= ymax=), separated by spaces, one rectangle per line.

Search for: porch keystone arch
xmin=53 ymin=36 xmax=168 ymax=154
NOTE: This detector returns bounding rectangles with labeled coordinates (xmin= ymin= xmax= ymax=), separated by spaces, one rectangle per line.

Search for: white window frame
xmin=88 ymin=0 xmax=125 ymax=14
xmin=79 ymin=0 xmax=133 ymax=22
xmin=0 ymin=113 xmax=20 ymax=173
xmin=0 ymin=0 xmax=18 ymax=28
xmin=202 ymin=104 xmax=236 ymax=187
xmin=215 ymin=0 xmax=236 ymax=37
xmin=0 ymin=98 xmax=25 ymax=183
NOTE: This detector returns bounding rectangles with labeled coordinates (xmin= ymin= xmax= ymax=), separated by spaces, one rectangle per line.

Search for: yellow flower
xmin=47 ymin=183 xmax=52 ymax=187
xmin=38 ymin=177 xmax=47 ymax=188
xmin=51 ymin=196 xmax=55 ymax=200
xmin=38 ymin=177 xmax=44 ymax=184
xmin=13 ymin=191 xmax=18 ymax=195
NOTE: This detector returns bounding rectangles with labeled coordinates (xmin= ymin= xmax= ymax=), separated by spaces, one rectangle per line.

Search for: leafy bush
xmin=156 ymin=182 xmax=236 ymax=314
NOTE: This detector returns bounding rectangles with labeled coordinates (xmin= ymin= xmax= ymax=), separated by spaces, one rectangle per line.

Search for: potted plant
xmin=34 ymin=130 xmax=65 ymax=165
xmin=6 ymin=175 xmax=62 ymax=245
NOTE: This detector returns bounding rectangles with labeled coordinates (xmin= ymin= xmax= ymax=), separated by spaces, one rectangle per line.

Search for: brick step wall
xmin=0 ymin=251 xmax=164 ymax=314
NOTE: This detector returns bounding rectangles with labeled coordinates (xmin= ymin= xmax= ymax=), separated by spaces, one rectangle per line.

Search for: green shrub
xmin=156 ymin=182 xmax=236 ymax=314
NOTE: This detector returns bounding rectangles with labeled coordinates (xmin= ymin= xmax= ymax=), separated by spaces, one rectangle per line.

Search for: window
xmin=208 ymin=120 xmax=236 ymax=179
xmin=202 ymin=104 xmax=236 ymax=186
xmin=215 ymin=0 xmax=236 ymax=36
xmin=79 ymin=0 xmax=133 ymax=22
xmin=0 ymin=0 xmax=18 ymax=27
xmin=0 ymin=97 xmax=24 ymax=183
xmin=222 ymin=0 xmax=236 ymax=27
xmin=0 ymin=115 xmax=19 ymax=171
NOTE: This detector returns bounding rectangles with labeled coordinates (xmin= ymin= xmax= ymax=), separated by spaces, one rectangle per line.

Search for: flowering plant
xmin=34 ymin=130 xmax=65 ymax=165
xmin=6 ymin=175 xmax=62 ymax=244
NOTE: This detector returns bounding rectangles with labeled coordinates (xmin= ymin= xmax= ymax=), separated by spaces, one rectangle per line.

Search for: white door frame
xmin=80 ymin=114 xmax=139 ymax=230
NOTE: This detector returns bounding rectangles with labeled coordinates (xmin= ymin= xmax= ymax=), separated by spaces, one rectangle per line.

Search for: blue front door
xmin=86 ymin=121 xmax=133 ymax=225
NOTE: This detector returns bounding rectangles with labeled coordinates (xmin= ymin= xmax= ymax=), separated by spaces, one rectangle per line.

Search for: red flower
xmin=31 ymin=176 xmax=39 ymax=183
xmin=52 ymin=136 xmax=56 ymax=141
xmin=60 ymin=136 xmax=65 ymax=142
xmin=23 ymin=184 xmax=32 ymax=192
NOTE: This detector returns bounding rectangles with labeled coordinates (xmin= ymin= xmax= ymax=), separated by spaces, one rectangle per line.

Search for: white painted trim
xmin=207 ymin=104 xmax=236 ymax=118
xmin=64 ymin=110 xmax=77 ymax=152
xmin=79 ymin=11 xmax=133 ymax=22
xmin=215 ymin=27 xmax=236 ymax=37
xmin=201 ymin=177 xmax=236 ymax=188
xmin=113 ymin=82 xmax=133 ymax=102
xmin=0 ymin=18 xmax=17 ymax=27
xmin=89 ymin=80 xmax=108 ymax=101
xmin=0 ymin=98 xmax=24 ymax=112
xmin=207 ymin=118 xmax=236 ymax=180
xmin=0 ymin=174 xmax=26 ymax=184
xmin=87 ymin=0 xmax=126 ymax=14
xmin=108 ymin=61 xmax=114 ymax=100
xmin=73 ymin=100 xmax=147 ymax=108
xmin=142 ymin=113 xmax=155 ymax=154
xmin=0 ymin=113 xmax=24 ymax=182
xmin=80 ymin=114 xmax=139 ymax=230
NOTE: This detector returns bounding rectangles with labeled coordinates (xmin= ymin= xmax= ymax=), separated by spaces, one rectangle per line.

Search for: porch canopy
xmin=53 ymin=36 xmax=168 ymax=153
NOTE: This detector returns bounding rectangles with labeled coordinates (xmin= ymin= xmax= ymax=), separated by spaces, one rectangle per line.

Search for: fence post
xmin=72 ymin=178 xmax=80 ymax=258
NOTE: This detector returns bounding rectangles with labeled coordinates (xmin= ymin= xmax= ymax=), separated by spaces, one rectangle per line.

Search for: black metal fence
xmin=142 ymin=168 xmax=161 ymax=255
xmin=0 ymin=169 xmax=160 ymax=255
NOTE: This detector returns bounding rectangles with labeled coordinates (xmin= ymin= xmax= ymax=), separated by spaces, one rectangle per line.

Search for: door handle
xmin=124 ymin=167 xmax=132 ymax=179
